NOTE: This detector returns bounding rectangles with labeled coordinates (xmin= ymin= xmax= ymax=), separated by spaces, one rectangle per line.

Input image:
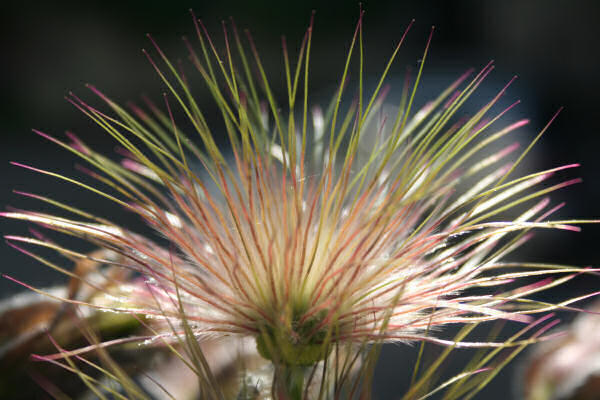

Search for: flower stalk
xmin=277 ymin=365 xmax=307 ymax=400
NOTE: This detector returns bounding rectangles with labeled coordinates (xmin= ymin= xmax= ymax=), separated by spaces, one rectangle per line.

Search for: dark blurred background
xmin=1 ymin=1 xmax=599 ymax=398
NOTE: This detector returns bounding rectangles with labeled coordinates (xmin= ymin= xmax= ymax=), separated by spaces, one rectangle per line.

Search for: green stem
xmin=279 ymin=364 xmax=306 ymax=400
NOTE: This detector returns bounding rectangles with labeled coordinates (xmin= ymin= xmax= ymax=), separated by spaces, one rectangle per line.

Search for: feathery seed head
xmin=3 ymin=9 xmax=597 ymax=398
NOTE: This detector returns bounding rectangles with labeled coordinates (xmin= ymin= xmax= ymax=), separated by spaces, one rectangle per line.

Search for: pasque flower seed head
xmin=3 ymin=10 xmax=597 ymax=399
